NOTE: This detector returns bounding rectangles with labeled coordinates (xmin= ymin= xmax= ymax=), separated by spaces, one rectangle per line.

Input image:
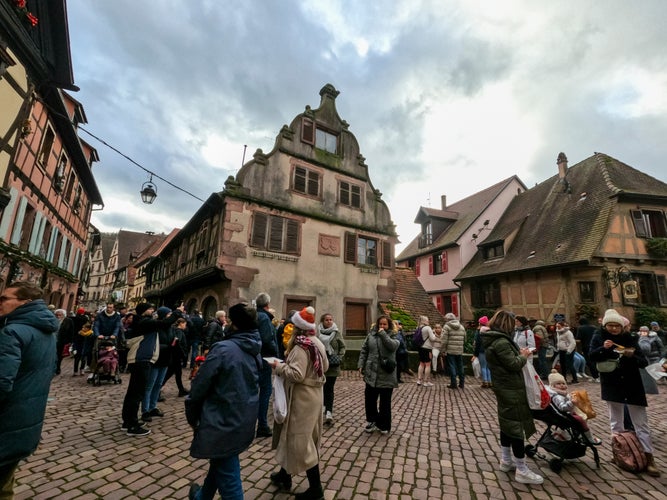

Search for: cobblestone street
xmin=14 ymin=358 xmax=667 ymax=499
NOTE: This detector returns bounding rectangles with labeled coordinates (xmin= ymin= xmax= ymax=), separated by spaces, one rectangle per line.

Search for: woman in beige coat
xmin=269 ymin=307 xmax=328 ymax=500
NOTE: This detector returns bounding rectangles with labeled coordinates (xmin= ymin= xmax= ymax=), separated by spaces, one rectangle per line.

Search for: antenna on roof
xmin=427 ymin=192 xmax=431 ymax=207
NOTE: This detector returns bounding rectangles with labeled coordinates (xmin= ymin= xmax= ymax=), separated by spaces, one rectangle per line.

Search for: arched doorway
xmin=185 ymin=298 xmax=198 ymax=315
xmin=201 ymin=296 xmax=218 ymax=322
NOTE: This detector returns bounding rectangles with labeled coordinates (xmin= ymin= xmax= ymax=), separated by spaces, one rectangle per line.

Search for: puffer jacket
xmin=638 ymin=333 xmax=664 ymax=365
xmin=482 ymin=328 xmax=536 ymax=440
xmin=358 ymin=327 xmax=399 ymax=388
xmin=443 ymin=319 xmax=466 ymax=355
xmin=0 ymin=299 xmax=59 ymax=466
xmin=188 ymin=329 xmax=262 ymax=459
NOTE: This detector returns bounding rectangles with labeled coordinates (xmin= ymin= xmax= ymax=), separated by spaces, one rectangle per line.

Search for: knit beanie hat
xmin=135 ymin=303 xmax=154 ymax=316
xmin=651 ymin=321 xmax=659 ymax=328
xmin=228 ymin=303 xmax=258 ymax=331
xmin=292 ymin=306 xmax=316 ymax=332
xmin=602 ymin=308 xmax=624 ymax=326
xmin=77 ymin=307 xmax=85 ymax=314
xmin=548 ymin=370 xmax=566 ymax=386
xmin=156 ymin=306 xmax=172 ymax=319
xmin=478 ymin=316 xmax=489 ymax=326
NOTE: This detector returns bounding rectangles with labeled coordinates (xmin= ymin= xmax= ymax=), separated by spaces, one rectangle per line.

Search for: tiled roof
xmin=116 ymin=230 xmax=166 ymax=268
xmin=379 ymin=267 xmax=446 ymax=325
xmin=397 ymin=176 xmax=524 ymax=260
xmin=456 ymin=152 xmax=667 ymax=280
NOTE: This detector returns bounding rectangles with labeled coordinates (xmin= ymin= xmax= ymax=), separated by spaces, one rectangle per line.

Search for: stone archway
xmin=201 ymin=296 xmax=218 ymax=322
xmin=185 ymin=298 xmax=198 ymax=314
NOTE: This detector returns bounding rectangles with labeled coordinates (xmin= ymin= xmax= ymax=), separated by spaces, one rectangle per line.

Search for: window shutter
xmin=442 ymin=251 xmax=448 ymax=272
xmin=302 ymin=118 xmax=315 ymax=144
xmin=344 ymin=232 xmax=357 ymax=263
xmin=428 ymin=255 xmax=434 ymax=275
xmin=381 ymin=241 xmax=391 ymax=268
xmin=340 ymin=182 xmax=350 ymax=205
xmin=415 ymin=258 xmax=421 ymax=276
xmin=631 ymin=210 xmax=647 ymax=237
xmin=351 ymin=185 xmax=361 ymax=208
xmin=435 ymin=295 xmax=443 ymax=314
xmin=451 ymin=294 xmax=459 ymax=317
xmin=268 ymin=216 xmax=283 ymax=251
xmin=307 ymin=171 xmax=319 ymax=196
xmin=251 ymin=213 xmax=268 ymax=248
xmin=286 ymin=219 xmax=299 ymax=253
xmin=294 ymin=167 xmax=306 ymax=193
xmin=656 ymin=275 xmax=667 ymax=306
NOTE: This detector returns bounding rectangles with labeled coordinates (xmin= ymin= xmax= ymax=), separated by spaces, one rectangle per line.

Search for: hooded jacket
xmin=0 ymin=299 xmax=59 ymax=466
xmin=443 ymin=318 xmax=466 ymax=355
xmin=188 ymin=328 xmax=262 ymax=459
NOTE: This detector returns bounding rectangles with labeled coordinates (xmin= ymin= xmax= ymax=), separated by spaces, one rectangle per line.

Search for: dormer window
xmin=301 ymin=118 xmax=338 ymax=154
xmin=482 ymin=242 xmax=504 ymax=260
xmin=419 ymin=222 xmax=433 ymax=248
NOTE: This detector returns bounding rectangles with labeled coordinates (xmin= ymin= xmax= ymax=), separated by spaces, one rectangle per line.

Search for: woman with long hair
xmin=358 ymin=315 xmax=399 ymax=434
xmin=482 ymin=310 xmax=543 ymax=485
xmin=269 ymin=307 xmax=328 ymax=500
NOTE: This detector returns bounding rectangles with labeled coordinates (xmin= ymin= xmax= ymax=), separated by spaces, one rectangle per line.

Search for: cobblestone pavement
xmin=13 ymin=358 xmax=667 ymax=499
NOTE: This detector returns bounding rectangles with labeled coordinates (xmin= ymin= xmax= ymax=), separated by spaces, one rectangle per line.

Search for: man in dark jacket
xmin=188 ymin=310 xmax=206 ymax=368
xmin=576 ymin=316 xmax=599 ymax=381
xmin=255 ymin=292 xmax=278 ymax=438
xmin=187 ymin=302 xmax=261 ymax=499
xmin=0 ymin=281 xmax=59 ymax=497
xmin=203 ymin=310 xmax=226 ymax=353
xmin=93 ymin=302 xmax=121 ymax=342
xmin=55 ymin=308 xmax=75 ymax=375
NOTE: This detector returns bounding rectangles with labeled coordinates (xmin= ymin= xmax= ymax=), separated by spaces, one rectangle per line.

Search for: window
xmin=301 ymin=118 xmax=338 ymax=154
xmin=344 ymin=301 xmax=369 ymax=336
xmin=434 ymin=251 xmax=448 ymax=274
xmin=250 ymin=212 xmax=299 ymax=254
xmin=482 ymin=242 xmax=504 ymax=259
xmin=54 ymin=155 xmax=67 ymax=192
xmin=293 ymin=166 xmax=320 ymax=197
xmin=578 ymin=281 xmax=596 ymax=303
xmin=39 ymin=127 xmax=55 ymax=165
xmin=623 ymin=272 xmax=667 ymax=306
xmin=344 ymin=232 xmax=378 ymax=266
xmin=631 ymin=209 xmax=667 ymax=238
xmin=471 ymin=279 xmax=501 ymax=308
xmin=419 ymin=222 xmax=433 ymax=248
xmin=339 ymin=181 xmax=362 ymax=208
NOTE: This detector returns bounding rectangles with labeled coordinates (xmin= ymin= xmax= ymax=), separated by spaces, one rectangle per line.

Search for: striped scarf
xmin=295 ymin=335 xmax=324 ymax=377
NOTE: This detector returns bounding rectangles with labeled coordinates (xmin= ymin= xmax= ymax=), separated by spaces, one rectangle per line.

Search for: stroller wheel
xmin=525 ymin=444 xmax=537 ymax=458
xmin=549 ymin=458 xmax=563 ymax=473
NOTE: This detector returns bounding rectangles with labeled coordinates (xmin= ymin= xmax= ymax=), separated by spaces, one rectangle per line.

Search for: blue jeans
xmin=143 ymin=365 xmax=168 ymax=413
xmin=478 ymin=352 xmax=491 ymax=383
xmin=257 ymin=362 xmax=272 ymax=429
xmin=195 ymin=455 xmax=243 ymax=500
xmin=189 ymin=339 xmax=200 ymax=367
xmin=447 ymin=354 xmax=464 ymax=387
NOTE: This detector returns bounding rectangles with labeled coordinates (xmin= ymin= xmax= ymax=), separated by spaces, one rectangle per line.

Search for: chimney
xmin=557 ymin=152 xmax=568 ymax=179
xmin=441 ymin=195 xmax=447 ymax=210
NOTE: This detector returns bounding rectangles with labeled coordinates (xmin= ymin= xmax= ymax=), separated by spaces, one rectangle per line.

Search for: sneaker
xmin=364 ymin=422 xmax=377 ymax=433
xmin=325 ymin=411 xmax=333 ymax=425
xmin=423 ymin=382 xmax=434 ymax=387
xmin=149 ymin=408 xmax=164 ymax=417
xmin=378 ymin=429 xmax=389 ymax=435
xmin=256 ymin=426 xmax=273 ymax=438
xmin=126 ymin=426 xmax=151 ymax=436
xmin=499 ymin=461 xmax=516 ymax=472
xmin=141 ymin=412 xmax=152 ymax=423
xmin=120 ymin=423 xmax=129 ymax=431
xmin=416 ymin=380 xmax=422 ymax=386
xmin=515 ymin=468 xmax=543 ymax=484
xmin=593 ymin=378 xmax=600 ymax=383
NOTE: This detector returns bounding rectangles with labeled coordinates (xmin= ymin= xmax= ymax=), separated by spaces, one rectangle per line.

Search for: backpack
xmin=412 ymin=326 xmax=425 ymax=349
xmin=611 ymin=431 xmax=648 ymax=473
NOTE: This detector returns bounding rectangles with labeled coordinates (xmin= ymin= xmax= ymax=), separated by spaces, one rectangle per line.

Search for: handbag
xmin=596 ymin=358 xmax=619 ymax=373
xmin=522 ymin=360 xmax=550 ymax=410
xmin=327 ymin=352 xmax=341 ymax=367
xmin=376 ymin=337 xmax=396 ymax=373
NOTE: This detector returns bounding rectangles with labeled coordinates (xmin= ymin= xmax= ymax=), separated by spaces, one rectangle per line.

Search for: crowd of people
xmin=1 ymin=280 xmax=665 ymax=498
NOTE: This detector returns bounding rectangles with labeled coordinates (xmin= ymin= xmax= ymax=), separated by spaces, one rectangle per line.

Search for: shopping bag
xmin=273 ymin=374 xmax=288 ymax=424
xmin=472 ymin=357 xmax=481 ymax=379
xmin=522 ymin=361 xmax=550 ymax=410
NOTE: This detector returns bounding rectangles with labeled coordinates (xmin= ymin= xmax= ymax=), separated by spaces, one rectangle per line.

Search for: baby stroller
xmin=90 ymin=338 xmax=122 ymax=386
xmin=525 ymin=403 xmax=600 ymax=473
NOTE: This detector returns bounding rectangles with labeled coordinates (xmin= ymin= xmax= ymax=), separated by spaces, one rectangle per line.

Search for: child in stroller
xmin=525 ymin=371 xmax=601 ymax=472
xmin=91 ymin=337 xmax=121 ymax=386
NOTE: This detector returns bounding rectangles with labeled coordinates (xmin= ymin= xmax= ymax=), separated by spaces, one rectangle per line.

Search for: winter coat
xmin=443 ymin=319 xmax=466 ymax=355
xmin=0 ymin=299 xmax=59 ymax=467
xmin=57 ymin=316 xmax=75 ymax=347
xmin=203 ymin=320 xmax=225 ymax=352
xmin=317 ymin=324 xmax=346 ymax=378
xmin=532 ymin=322 xmax=549 ymax=348
xmin=420 ymin=325 xmax=434 ymax=350
xmin=638 ymin=333 xmax=664 ymax=365
xmin=358 ymin=328 xmax=399 ymax=388
xmin=556 ymin=328 xmax=576 ymax=354
xmin=482 ymin=329 xmax=536 ymax=440
xmin=188 ymin=329 xmax=262 ymax=459
xmin=257 ymin=308 xmax=278 ymax=358
xmin=273 ymin=335 xmax=328 ymax=475
xmin=513 ymin=327 xmax=536 ymax=351
xmin=590 ymin=329 xmax=648 ymax=406
xmin=126 ymin=312 xmax=180 ymax=364
xmin=93 ymin=311 xmax=121 ymax=339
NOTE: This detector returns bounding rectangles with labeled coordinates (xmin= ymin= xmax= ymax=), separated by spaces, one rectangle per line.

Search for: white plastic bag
xmin=273 ymin=374 xmax=287 ymax=424
xmin=522 ymin=361 xmax=550 ymax=410
xmin=472 ymin=357 xmax=481 ymax=379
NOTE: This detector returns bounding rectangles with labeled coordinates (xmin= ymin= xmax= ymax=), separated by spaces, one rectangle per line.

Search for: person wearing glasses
xmin=0 ymin=281 xmax=60 ymax=498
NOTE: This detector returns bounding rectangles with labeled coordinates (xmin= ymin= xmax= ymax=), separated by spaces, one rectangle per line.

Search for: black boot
xmin=294 ymin=486 xmax=324 ymax=500
xmin=270 ymin=468 xmax=292 ymax=490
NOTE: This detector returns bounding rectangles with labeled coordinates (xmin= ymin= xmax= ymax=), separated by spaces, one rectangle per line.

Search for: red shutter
xmin=415 ymin=258 xmax=420 ymax=276
xmin=302 ymin=118 xmax=315 ymax=144
xmin=344 ymin=232 xmax=357 ymax=263
xmin=436 ymin=295 xmax=443 ymax=314
xmin=428 ymin=255 xmax=434 ymax=275
xmin=442 ymin=251 xmax=448 ymax=272
xmin=451 ymin=294 xmax=459 ymax=317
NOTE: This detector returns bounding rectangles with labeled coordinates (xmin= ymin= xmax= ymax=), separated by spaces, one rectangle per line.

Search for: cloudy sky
xmin=66 ymin=1 xmax=667 ymax=253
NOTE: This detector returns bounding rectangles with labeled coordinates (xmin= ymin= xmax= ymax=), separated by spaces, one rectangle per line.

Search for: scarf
xmin=295 ymin=335 xmax=324 ymax=377
xmin=317 ymin=322 xmax=339 ymax=355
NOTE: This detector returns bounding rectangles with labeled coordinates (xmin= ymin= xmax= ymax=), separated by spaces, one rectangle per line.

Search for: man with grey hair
xmin=255 ymin=292 xmax=278 ymax=438
xmin=203 ymin=310 xmax=226 ymax=353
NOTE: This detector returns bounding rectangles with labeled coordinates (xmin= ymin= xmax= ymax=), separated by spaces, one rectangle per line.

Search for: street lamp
xmin=140 ymin=174 xmax=157 ymax=204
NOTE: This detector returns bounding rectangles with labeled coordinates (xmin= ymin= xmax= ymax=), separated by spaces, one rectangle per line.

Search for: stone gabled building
xmin=145 ymin=84 xmax=397 ymax=339
xmin=456 ymin=152 xmax=667 ymax=326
